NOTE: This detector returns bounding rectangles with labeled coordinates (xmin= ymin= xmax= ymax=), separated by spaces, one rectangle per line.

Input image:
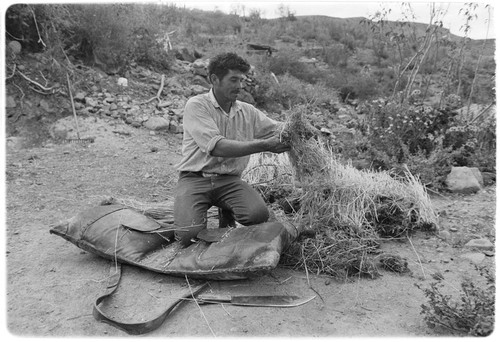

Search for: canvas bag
xmin=49 ymin=204 xmax=300 ymax=280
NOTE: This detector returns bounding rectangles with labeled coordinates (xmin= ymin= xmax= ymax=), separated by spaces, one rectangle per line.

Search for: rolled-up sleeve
xmin=183 ymin=99 xmax=225 ymax=155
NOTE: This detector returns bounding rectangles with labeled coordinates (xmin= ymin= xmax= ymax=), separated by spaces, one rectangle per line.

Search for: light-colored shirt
xmin=175 ymin=89 xmax=280 ymax=176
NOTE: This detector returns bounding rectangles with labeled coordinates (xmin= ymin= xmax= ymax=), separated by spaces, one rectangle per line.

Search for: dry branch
xmin=17 ymin=70 xmax=57 ymax=92
xmin=141 ymin=74 xmax=165 ymax=104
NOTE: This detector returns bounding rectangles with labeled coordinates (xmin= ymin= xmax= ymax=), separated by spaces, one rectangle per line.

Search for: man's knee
xmin=236 ymin=204 xmax=269 ymax=225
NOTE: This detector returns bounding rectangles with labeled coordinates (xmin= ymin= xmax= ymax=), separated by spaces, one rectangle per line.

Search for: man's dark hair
xmin=208 ymin=52 xmax=250 ymax=81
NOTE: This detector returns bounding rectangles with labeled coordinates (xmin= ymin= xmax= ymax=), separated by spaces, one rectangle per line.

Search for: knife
xmin=196 ymin=293 xmax=316 ymax=307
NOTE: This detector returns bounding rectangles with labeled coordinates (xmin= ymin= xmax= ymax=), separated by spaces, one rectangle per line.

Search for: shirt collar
xmin=209 ymin=88 xmax=242 ymax=117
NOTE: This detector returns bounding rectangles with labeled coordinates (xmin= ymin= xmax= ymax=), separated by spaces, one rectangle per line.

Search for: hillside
xmin=4 ymin=3 xmax=496 ymax=338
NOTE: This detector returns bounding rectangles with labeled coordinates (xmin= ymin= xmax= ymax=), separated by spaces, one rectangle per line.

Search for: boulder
xmin=7 ymin=40 xmax=22 ymax=55
xmin=464 ymin=238 xmax=494 ymax=250
xmin=143 ymin=116 xmax=170 ymax=131
xmin=445 ymin=166 xmax=483 ymax=194
xmin=6 ymin=95 xmax=16 ymax=108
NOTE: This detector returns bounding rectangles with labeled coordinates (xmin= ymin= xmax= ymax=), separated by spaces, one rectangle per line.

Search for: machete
xmin=196 ymin=294 xmax=316 ymax=307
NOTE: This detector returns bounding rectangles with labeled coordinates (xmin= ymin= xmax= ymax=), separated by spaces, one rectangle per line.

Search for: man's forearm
xmin=211 ymin=138 xmax=269 ymax=158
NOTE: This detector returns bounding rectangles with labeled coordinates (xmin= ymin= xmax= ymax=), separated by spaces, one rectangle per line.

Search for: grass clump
xmin=245 ymin=104 xmax=438 ymax=279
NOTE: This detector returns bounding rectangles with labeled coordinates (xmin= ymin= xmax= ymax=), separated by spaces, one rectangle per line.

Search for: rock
xmin=470 ymin=167 xmax=484 ymax=187
xmin=237 ymin=89 xmax=255 ymax=105
xmin=6 ymin=95 xmax=16 ymax=108
xmin=190 ymin=85 xmax=208 ymax=95
xmin=39 ymin=99 xmax=55 ymax=113
xmin=169 ymin=120 xmax=183 ymax=134
xmin=460 ymin=252 xmax=485 ymax=265
xmin=143 ymin=116 xmax=170 ymax=131
xmin=117 ymin=77 xmax=128 ymax=87
xmin=175 ymin=47 xmax=196 ymax=62
xmin=438 ymin=230 xmax=451 ymax=241
xmin=170 ymin=108 xmax=184 ymax=118
xmin=445 ymin=166 xmax=482 ymax=194
xmin=464 ymin=238 xmax=494 ymax=250
xmin=7 ymin=40 xmax=22 ymax=55
xmin=6 ymin=136 xmax=25 ymax=150
xmin=85 ymin=97 xmax=99 ymax=107
xmin=74 ymin=92 xmax=86 ymax=102
xmin=158 ymin=101 xmax=172 ymax=109
xmin=192 ymin=75 xmax=211 ymax=88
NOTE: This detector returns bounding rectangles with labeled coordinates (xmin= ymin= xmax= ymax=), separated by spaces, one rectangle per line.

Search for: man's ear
xmin=209 ymin=74 xmax=219 ymax=85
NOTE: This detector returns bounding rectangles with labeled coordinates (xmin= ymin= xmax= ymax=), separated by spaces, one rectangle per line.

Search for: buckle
xmin=202 ymin=172 xmax=219 ymax=177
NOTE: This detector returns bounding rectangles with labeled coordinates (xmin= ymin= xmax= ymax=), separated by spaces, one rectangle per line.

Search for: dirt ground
xmin=3 ymin=117 xmax=496 ymax=339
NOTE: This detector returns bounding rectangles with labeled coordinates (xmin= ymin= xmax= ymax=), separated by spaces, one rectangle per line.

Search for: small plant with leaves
xmin=416 ymin=267 xmax=495 ymax=337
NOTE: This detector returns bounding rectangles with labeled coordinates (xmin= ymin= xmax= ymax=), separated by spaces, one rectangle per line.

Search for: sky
xmin=166 ymin=0 xmax=495 ymax=40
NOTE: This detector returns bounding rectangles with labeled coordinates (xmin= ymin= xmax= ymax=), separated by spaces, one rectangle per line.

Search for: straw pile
xmin=245 ymin=104 xmax=438 ymax=279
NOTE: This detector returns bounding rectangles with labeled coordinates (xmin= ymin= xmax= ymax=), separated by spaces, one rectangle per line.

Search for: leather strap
xmin=93 ymin=262 xmax=208 ymax=335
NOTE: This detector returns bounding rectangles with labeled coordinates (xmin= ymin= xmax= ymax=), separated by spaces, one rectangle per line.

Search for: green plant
xmin=416 ymin=267 xmax=495 ymax=336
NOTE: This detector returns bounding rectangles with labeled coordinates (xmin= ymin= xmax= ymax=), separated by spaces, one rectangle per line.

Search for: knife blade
xmin=196 ymin=294 xmax=316 ymax=307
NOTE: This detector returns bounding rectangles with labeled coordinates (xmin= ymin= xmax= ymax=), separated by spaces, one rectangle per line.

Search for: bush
xmin=417 ymin=267 xmax=495 ymax=336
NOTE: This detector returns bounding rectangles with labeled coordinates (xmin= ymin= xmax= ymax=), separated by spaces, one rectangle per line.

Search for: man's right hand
xmin=263 ymin=135 xmax=291 ymax=154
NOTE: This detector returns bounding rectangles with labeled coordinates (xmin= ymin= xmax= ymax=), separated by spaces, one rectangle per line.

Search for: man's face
xmin=212 ymin=69 xmax=244 ymax=103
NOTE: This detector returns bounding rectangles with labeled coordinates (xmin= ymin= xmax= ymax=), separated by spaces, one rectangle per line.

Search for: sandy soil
xmin=3 ymin=116 xmax=495 ymax=339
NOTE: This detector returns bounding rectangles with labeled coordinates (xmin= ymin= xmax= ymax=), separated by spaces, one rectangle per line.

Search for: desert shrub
xmin=265 ymin=51 xmax=323 ymax=84
xmin=365 ymin=101 xmax=450 ymax=164
xmin=253 ymin=72 xmax=338 ymax=111
xmin=324 ymin=44 xmax=351 ymax=67
xmin=417 ymin=267 xmax=495 ymax=336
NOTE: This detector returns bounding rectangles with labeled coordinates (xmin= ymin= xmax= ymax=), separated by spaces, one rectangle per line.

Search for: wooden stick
xmin=66 ymin=73 xmax=81 ymax=139
xmin=185 ymin=276 xmax=216 ymax=337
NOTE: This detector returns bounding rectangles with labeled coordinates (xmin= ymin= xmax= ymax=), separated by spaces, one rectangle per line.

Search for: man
xmin=174 ymin=52 xmax=290 ymax=246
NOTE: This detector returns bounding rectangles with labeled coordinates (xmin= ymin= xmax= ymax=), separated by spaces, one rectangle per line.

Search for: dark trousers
xmin=173 ymin=172 xmax=269 ymax=245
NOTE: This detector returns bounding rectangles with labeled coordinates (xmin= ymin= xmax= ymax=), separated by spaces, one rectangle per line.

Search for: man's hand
xmin=263 ymin=135 xmax=291 ymax=154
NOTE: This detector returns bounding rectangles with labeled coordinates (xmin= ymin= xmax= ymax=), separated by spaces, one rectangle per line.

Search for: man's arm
xmin=211 ymin=136 xmax=290 ymax=158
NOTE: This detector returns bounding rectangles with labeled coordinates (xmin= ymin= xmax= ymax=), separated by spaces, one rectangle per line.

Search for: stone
xmin=6 ymin=136 xmax=25 ymax=150
xmin=39 ymin=99 xmax=54 ymax=113
xmin=445 ymin=166 xmax=482 ymax=194
xmin=192 ymin=75 xmax=210 ymax=88
xmin=190 ymin=85 xmax=208 ymax=95
xmin=143 ymin=116 xmax=170 ymax=131
xmin=85 ymin=97 xmax=99 ymax=107
xmin=158 ymin=101 xmax=173 ymax=109
xmin=7 ymin=40 xmax=22 ymax=55
xmin=117 ymin=77 xmax=128 ymax=87
xmin=6 ymin=95 xmax=16 ymax=108
xmin=460 ymin=252 xmax=485 ymax=265
xmin=74 ymin=92 xmax=86 ymax=102
xmin=438 ymin=230 xmax=451 ymax=241
xmin=464 ymin=238 xmax=494 ymax=250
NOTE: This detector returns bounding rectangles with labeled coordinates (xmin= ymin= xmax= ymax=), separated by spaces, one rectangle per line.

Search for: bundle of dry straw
xmin=244 ymin=104 xmax=438 ymax=278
